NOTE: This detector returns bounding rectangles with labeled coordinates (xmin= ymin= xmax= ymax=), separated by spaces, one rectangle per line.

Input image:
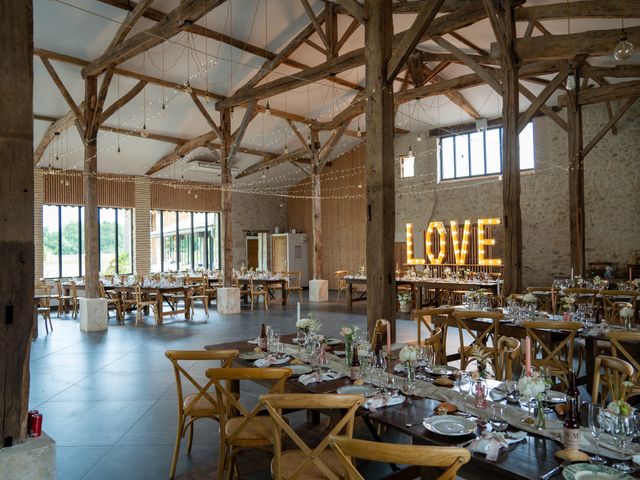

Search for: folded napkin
xmin=254 ymin=355 xmax=290 ymax=367
xmin=365 ymin=394 xmax=405 ymax=412
xmin=586 ymin=323 xmax=610 ymax=337
xmin=468 ymin=430 xmax=527 ymax=462
xmin=393 ymin=364 xmax=405 ymax=374
xmin=247 ymin=338 xmax=260 ymax=345
xmin=298 ymin=371 xmax=345 ymax=386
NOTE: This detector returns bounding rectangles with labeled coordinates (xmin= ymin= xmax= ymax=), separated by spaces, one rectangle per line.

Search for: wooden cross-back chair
xmin=99 ymin=281 xmax=122 ymax=323
xmin=248 ymin=277 xmax=268 ymax=311
xmin=600 ymin=290 xmax=638 ymax=324
xmin=285 ymin=271 xmax=303 ymax=304
xmin=591 ymin=355 xmax=634 ymax=405
xmin=34 ymin=282 xmax=53 ymax=334
xmin=452 ymin=310 xmax=503 ymax=370
xmin=563 ymin=288 xmax=598 ymax=308
xmin=189 ymin=282 xmax=209 ymax=318
xmin=495 ymin=336 xmax=522 ymax=381
xmin=609 ymin=331 xmax=640 ymax=399
xmin=414 ymin=307 xmax=454 ymax=348
xmin=526 ymin=287 xmax=554 ymax=313
xmin=260 ymin=393 xmax=364 ymax=480
xmin=335 ymin=270 xmax=349 ymax=304
xmin=55 ymin=279 xmax=78 ymax=318
xmin=206 ymin=367 xmax=291 ymax=480
xmin=329 ymin=436 xmax=470 ymax=480
xmin=164 ymin=349 xmax=239 ymax=480
xmin=423 ymin=327 xmax=446 ymax=365
xmin=521 ymin=321 xmax=581 ymax=386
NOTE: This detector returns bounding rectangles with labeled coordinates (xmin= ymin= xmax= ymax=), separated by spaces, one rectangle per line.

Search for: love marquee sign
xmin=405 ymin=218 xmax=502 ymax=266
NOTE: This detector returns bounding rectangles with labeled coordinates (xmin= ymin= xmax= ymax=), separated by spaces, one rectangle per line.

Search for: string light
xmin=614 ymin=1 xmax=634 ymax=61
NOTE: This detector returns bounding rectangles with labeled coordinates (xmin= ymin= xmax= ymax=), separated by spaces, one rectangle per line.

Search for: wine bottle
xmin=350 ymin=346 xmax=361 ymax=380
xmin=566 ymin=369 xmax=580 ymax=423
xmin=373 ymin=334 xmax=385 ymax=369
xmin=563 ymin=393 xmax=581 ymax=450
xmin=259 ymin=323 xmax=268 ymax=352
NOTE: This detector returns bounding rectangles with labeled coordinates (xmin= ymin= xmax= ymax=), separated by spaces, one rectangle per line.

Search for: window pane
xmin=178 ymin=212 xmax=192 ymax=270
xmin=469 ymin=131 xmax=485 ymax=176
xmin=208 ymin=213 xmax=220 ymax=270
xmin=455 ymin=135 xmax=470 ymax=178
xmin=117 ymin=209 xmax=133 ymax=274
xmin=43 ymin=205 xmax=60 ymax=278
xmin=60 ymin=206 xmax=81 ymax=277
xmin=440 ymin=137 xmax=455 ymax=179
xmin=485 ymin=128 xmax=501 ymax=174
xmin=162 ymin=211 xmax=177 ymax=271
xmin=99 ymin=208 xmax=117 ymax=275
xmin=150 ymin=210 xmax=162 ymax=272
xmin=193 ymin=212 xmax=206 ymax=270
xmin=519 ymin=122 xmax=535 ymax=170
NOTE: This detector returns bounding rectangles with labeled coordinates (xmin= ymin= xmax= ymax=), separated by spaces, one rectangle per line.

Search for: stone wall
xmin=395 ymin=101 xmax=640 ymax=286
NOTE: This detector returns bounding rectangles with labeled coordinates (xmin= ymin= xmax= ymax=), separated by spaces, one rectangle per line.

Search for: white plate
xmin=238 ymin=351 xmax=267 ymax=360
xmin=545 ymin=391 xmax=567 ymax=403
xmin=253 ymin=356 xmax=291 ymax=367
xmin=563 ymin=463 xmax=634 ymax=480
xmin=336 ymin=385 xmax=378 ymax=397
xmin=325 ymin=338 xmax=342 ymax=346
xmin=287 ymin=364 xmax=312 ymax=375
xmin=428 ymin=365 xmax=459 ymax=376
xmin=422 ymin=415 xmax=477 ymax=436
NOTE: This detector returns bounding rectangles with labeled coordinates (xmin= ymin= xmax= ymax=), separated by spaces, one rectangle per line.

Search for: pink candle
xmin=524 ymin=336 xmax=532 ymax=376
xmin=386 ymin=321 xmax=391 ymax=361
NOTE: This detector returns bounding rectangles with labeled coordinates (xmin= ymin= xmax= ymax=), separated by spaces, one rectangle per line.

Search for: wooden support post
xmin=83 ymin=76 xmax=100 ymax=298
xmin=568 ymin=68 xmax=585 ymax=276
xmin=326 ymin=2 xmax=338 ymax=60
xmin=310 ymin=131 xmax=322 ymax=280
xmin=499 ymin=1 xmax=522 ymax=297
xmin=365 ymin=0 xmax=396 ymax=337
xmin=0 ymin=0 xmax=33 ymax=446
xmin=221 ymin=108 xmax=233 ymax=287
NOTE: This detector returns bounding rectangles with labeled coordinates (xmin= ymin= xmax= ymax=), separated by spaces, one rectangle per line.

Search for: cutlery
xmin=405 ymin=418 xmax=426 ymax=428
xmin=456 ymin=437 xmax=478 ymax=448
xmin=539 ymin=460 xmax=570 ymax=480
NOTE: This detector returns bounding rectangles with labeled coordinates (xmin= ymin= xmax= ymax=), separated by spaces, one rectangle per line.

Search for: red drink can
xmin=28 ymin=410 xmax=43 ymax=438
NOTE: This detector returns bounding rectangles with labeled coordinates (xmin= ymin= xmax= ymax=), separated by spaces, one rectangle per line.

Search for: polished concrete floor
xmin=31 ymin=292 xmax=436 ymax=479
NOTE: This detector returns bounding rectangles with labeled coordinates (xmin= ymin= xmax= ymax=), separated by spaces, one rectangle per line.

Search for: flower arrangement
xmin=561 ymin=294 xmax=576 ymax=311
xmin=399 ymin=345 xmax=418 ymax=363
xmin=620 ymin=307 xmax=634 ymax=319
xmin=468 ymin=344 xmax=493 ymax=378
xmin=340 ymin=325 xmax=359 ymax=344
xmin=517 ymin=372 xmax=546 ymax=397
xmin=522 ymin=293 xmax=537 ymax=304
xmin=397 ymin=292 xmax=412 ymax=305
xmin=296 ymin=315 xmax=321 ymax=334
xmin=607 ymin=399 xmax=633 ymax=417
xmin=592 ymin=275 xmax=604 ymax=287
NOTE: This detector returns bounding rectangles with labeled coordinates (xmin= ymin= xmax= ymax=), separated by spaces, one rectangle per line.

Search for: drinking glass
xmin=422 ymin=345 xmax=434 ymax=372
xmin=588 ymin=403 xmax=607 ymax=465
xmin=612 ymin=414 xmax=636 ymax=472
xmin=384 ymin=374 xmax=399 ymax=397
xmin=490 ymin=403 xmax=508 ymax=432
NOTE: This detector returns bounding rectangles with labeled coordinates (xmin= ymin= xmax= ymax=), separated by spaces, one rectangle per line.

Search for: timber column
xmin=309 ymin=130 xmax=328 ymax=302
xmin=364 ymin=0 xmax=396 ymax=336
xmin=217 ymin=107 xmax=240 ymax=314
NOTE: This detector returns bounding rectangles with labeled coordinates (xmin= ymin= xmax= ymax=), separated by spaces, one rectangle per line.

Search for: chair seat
xmin=225 ymin=416 xmax=277 ymax=446
xmin=274 ymin=450 xmax=346 ymax=480
xmin=183 ymin=393 xmax=219 ymax=417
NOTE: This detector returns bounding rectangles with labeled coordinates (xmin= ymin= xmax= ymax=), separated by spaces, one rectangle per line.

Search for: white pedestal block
xmin=0 ymin=432 xmax=56 ymax=480
xmin=79 ymin=297 xmax=108 ymax=332
xmin=217 ymin=287 xmax=241 ymax=314
xmin=308 ymin=279 xmax=329 ymax=302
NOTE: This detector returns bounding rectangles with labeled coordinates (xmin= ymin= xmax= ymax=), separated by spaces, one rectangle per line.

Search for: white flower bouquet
xmin=561 ymin=294 xmax=576 ymax=311
xmin=399 ymin=345 xmax=417 ymax=363
xmin=620 ymin=307 xmax=634 ymax=319
xmin=296 ymin=315 xmax=321 ymax=334
xmin=340 ymin=325 xmax=359 ymax=343
xmin=522 ymin=293 xmax=537 ymax=304
xmin=517 ymin=372 xmax=546 ymax=397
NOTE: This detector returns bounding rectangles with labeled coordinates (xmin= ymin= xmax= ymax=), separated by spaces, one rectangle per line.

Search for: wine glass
xmin=587 ymin=404 xmax=607 ymax=465
xmin=490 ymin=403 xmax=508 ymax=432
xmin=612 ymin=414 xmax=636 ymax=472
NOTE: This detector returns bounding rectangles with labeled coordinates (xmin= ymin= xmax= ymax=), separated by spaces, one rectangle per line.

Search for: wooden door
xmin=246 ymin=238 xmax=259 ymax=269
xmin=272 ymin=235 xmax=288 ymax=272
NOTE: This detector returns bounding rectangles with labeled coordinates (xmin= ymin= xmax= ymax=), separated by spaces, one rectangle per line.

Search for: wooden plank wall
xmin=288 ymin=145 xmax=366 ymax=290
xmin=150 ymin=181 xmax=221 ymax=212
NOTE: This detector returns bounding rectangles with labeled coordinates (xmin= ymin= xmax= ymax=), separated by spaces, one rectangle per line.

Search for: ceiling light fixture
xmin=566 ymin=65 xmax=576 ymax=91
xmin=614 ymin=0 xmax=634 ymax=61
xmin=416 ymin=133 xmax=422 ymax=143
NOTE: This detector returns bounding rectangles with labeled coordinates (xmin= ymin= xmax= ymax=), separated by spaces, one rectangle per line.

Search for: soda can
xmin=28 ymin=410 xmax=43 ymax=438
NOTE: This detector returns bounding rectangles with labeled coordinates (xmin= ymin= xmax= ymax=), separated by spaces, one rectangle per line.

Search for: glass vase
xmin=345 ymin=341 xmax=352 ymax=367
xmin=535 ymin=393 xmax=546 ymax=430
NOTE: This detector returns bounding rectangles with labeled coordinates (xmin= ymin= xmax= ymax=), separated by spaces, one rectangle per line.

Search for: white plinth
xmin=308 ymin=279 xmax=329 ymax=302
xmin=217 ymin=287 xmax=241 ymax=314
xmin=0 ymin=432 xmax=56 ymax=480
xmin=79 ymin=297 xmax=108 ymax=332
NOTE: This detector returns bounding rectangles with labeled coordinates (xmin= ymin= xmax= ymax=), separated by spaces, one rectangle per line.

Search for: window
xmin=150 ymin=210 xmax=220 ymax=272
xmin=438 ymin=123 xmax=534 ymax=180
xmin=42 ymin=205 xmax=133 ymax=278
xmin=399 ymin=154 xmax=415 ymax=178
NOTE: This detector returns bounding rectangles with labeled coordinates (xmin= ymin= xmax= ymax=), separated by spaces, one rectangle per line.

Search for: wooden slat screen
xmin=150 ymin=181 xmax=221 ymax=212
xmin=42 ymin=169 xmax=135 ymax=208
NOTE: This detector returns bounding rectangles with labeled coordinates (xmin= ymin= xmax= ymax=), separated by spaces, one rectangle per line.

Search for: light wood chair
xmin=34 ymin=282 xmax=53 ymax=334
xmin=329 ymin=436 xmax=470 ymax=480
xmin=609 ymin=331 xmax=640 ymax=398
xmin=285 ymin=271 xmax=303 ymax=304
xmin=600 ymin=290 xmax=638 ymax=325
xmin=521 ymin=321 xmax=582 ymax=386
xmin=189 ymin=283 xmax=209 ymax=318
xmin=165 ymin=349 xmax=239 ymax=480
xmin=260 ymin=393 xmax=364 ymax=480
xmin=495 ymin=336 xmax=521 ymax=381
xmin=563 ymin=288 xmax=598 ymax=308
xmin=204 ymin=275 xmax=220 ymax=305
xmin=452 ymin=310 xmax=503 ymax=370
xmin=206 ymin=367 xmax=291 ymax=480
xmin=423 ymin=327 xmax=446 ymax=365
xmin=526 ymin=286 xmax=554 ymax=313
xmin=591 ymin=355 xmax=634 ymax=404
xmin=248 ymin=277 xmax=268 ymax=311
xmin=414 ymin=307 xmax=454 ymax=353
xmin=335 ymin=270 xmax=349 ymax=304
xmin=131 ymin=285 xmax=158 ymax=326
xmin=99 ymin=281 xmax=122 ymax=323
xmin=55 ymin=279 xmax=78 ymax=318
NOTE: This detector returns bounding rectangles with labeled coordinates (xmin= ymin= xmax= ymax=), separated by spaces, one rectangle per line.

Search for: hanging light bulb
xmin=614 ymin=30 xmax=634 ymax=61
xmin=265 ymin=100 xmax=271 ymax=117
xmin=141 ymin=124 xmax=149 ymax=138
xmin=566 ymin=66 xmax=576 ymax=91
xmin=307 ymin=132 xmax=312 ymax=146
xmin=408 ymin=145 xmax=414 ymax=157
xmin=284 ymin=144 xmax=289 ymax=154
xmin=117 ymin=145 xmax=121 ymax=156
xmin=416 ymin=133 xmax=422 ymax=143
xmin=356 ymin=126 xmax=362 ymax=138
xmin=205 ymin=93 xmax=210 ymax=104
xmin=160 ymin=102 xmax=167 ymax=116
xmin=261 ymin=172 xmax=267 ymax=180
xmin=279 ymin=202 xmax=284 ymax=208
xmin=184 ymin=81 xmax=192 ymax=94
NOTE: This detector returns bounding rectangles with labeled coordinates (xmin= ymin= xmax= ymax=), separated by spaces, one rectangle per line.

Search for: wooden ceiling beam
xmin=236 ymin=147 xmax=311 ymax=179
xmin=100 ymin=79 xmax=147 ymax=124
xmin=190 ymin=92 xmax=223 ymax=140
xmin=517 ymin=64 xmax=568 ymax=132
xmin=583 ymin=97 xmax=637 ymax=156
xmin=227 ymin=100 xmax=257 ymax=166
xmin=83 ymin=0 xmax=228 ymax=78
xmin=287 ymin=120 xmax=313 ymax=157
xmin=337 ymin=18 xmax=361 ymax=52
xmin=516 ymin=1 xmax=640 ymax=22
xmin=146 ymin=131 xmax=218 ymax=175
xmin=448 ymin=32 xmax=489 ymax=56
xmin=335 ymin=0 xmax=367 ymax=24
xmin=300 ymin=0 xmax=330 ymax=48
xmin=518 ymin=84 xmax=567 ymax=131
xmin=33 ymin=109 xmax=80 ymax=164
xmin=40 ymin=57 xmax=85 ymax=132
xmin=558 ymin=79 xmax=640 ymax=106
xmin=422 ymin=63 xmax=481 ymax=119
xmin=104 ymin=0 xmax=155 ymax=54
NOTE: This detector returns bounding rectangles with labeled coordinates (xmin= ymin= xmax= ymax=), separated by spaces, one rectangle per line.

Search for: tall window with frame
xmin=438 ymin=123 xmax=534 ymax=181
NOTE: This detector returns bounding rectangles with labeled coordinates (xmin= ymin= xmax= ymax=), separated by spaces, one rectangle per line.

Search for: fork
xmin=539 ymin=460 xmax=571 ymax=480
xmin=405 ymin=418 xmax=426 ymax=428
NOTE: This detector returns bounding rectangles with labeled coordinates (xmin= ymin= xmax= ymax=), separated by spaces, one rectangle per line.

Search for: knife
xmin=539 ymin=460 xmax=570 ymax=480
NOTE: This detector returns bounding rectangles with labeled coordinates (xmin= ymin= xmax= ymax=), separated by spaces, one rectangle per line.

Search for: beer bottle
xmin=350 ymin=346 xmax=361 ymax=380
xmin=259 ymin=323 xmax=268 ymax=352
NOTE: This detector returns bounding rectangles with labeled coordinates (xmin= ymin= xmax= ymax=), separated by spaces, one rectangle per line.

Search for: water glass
xmin=588 ymin=403 xmax=607 ymax=465
xmin=490 ymin=403 xmax=508 ymax=432
xmin=612 ymin=414 xmax=636 ymax=472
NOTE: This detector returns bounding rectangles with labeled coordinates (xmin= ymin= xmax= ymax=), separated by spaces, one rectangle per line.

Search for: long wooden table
xmin=235 ymin=277 xmax=288 ymax=306
xmin=204 ymin=334 xmax=639 ymax=480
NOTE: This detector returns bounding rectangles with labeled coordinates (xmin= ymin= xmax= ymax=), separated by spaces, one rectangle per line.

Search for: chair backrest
xmin=591 ymin=355 xmax=634 ymax=404
xmin=54 ymin=279 xmax=63 ymax=297
xmin=69 ymin=281 xmax=77 ymax=297
xmin=35 ymin=282 xmax=52 ymax=307
xmin=206 ymin=367 xmax=291 ymax=445
xmin=98 ymin=282 xmax=109 ymax=299
xmin=609 ymin=331 xmax=640 ymax=372
xmin=521 ymin=321 xmax=581 ymax=381
xmin=525 ymin=287 xmax=553 ymax=312
xmin=260 ymin=393 xmax=364 ymax=480
xmin=329 ymin=436 xmax=470 ymax=480
xmin=414 ymin=307 xmax=454 ymax=338
xmin=600 ymin=290 xmax=638 ymax=323
xmin=494 ymin=336 xmax=521 ymax=381
xmin=335 ymin=270 xmax=349 ymax=289
xmin=286 ymin=272 xmax=301 ymax=289
xmin=165 ymin=349 xmax=239 ymax=418
xmin=370 ymin=319 xmax=389 ymax=345
xmin=563 ymin=288 xmax=598 ymax=306
xmin=423 ymin=327 xmax=445 ymax=365
xmin=452 ymin=310 xmax=503 ymax=364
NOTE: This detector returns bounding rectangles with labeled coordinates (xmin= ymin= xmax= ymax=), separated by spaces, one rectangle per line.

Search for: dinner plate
xmin=427 ymin=365 xmax=459 ymax=376
xmin=423 ymin=415 xmax=477 ymax=436
xmin=325 ymin=338 xmax=342 ymax=346
xmin=489 ymin=389 xmax=507 ymax=401
xmin=287 ymin=364 xmax=313 ymax=375
xmin=563 ymin=463 xmax=634 ymax=480
xmin=253 ymin=356 xmax=291 ymax=367
xmin=336 ymin=385 xmax=378 ymax=397
xmin=238 ymin=351 xmax=267 ymax=360
xmin=545 ymin=391 xmax=567 ymax=404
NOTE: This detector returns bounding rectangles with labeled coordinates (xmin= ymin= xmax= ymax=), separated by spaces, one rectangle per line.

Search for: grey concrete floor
xmin=29 ymin=292 xmax=459 ymax=480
